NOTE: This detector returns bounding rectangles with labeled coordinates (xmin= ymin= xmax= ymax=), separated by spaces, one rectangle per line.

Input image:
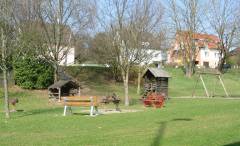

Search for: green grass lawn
xmin=0 ymin=68 xmax=240 ymax=146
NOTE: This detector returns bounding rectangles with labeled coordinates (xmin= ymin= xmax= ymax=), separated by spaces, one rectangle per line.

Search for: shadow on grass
xmin=72 ymin=112 xmax=91 ymax=116
xmin=150 ymin=121 xmax=167 ymax=146
xmin=15 ymin=107 xmax=63 ymax=118
xmin=150 ymin=118 xmax=193 ymax=146
xmin=223 ymin=142 xmax=240 ymax=146
xmin=172 ymin=118 xmax=192 ymax=121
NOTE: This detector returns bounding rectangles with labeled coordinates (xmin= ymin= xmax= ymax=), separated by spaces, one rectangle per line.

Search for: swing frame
xmin=192 ymin=71 xmax=229 ymax=97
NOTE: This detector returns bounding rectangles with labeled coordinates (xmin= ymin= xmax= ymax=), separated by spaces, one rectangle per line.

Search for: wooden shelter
xmin=48 ymin=80 xmax=80 ymax=101
xmin=142 ymin=68 xmax=171 ymax=98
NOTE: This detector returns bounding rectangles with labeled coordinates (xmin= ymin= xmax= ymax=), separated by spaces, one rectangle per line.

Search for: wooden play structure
xmin=192 ymin=70 xmax=229 ymax=97
xmin=48 ymin=80 xmax=81 ymax=101
xmin=63 ymin=96 xmax=99 ymax=116
xmin=100 ymin=93 xmax=121 ymax=111
xmin=143 ymin=92 xmax=165 ymax=108
xmin=142 ymin=68 xmax=171 ymax=108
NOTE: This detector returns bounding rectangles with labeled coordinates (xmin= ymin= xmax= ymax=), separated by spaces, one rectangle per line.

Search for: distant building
xmin=229 ymin=47 xmax=240 ymax=67
xmin=168 ymin=31 xmax=221 ymax=68
xmin=141 ymin=49 xmax=167 ymax=68
xmin=59 ymin=47 xmax=75 ymax=66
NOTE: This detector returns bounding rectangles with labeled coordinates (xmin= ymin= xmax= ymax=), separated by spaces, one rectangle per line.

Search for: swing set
xmin=192 ymin=70 xmax=229 ymax=97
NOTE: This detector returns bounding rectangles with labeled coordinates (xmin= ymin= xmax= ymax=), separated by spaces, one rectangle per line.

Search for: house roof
xmin=143 ymin=68 xmax=171 ymax=78
xmin=176 ymin=31 xmax=220 ymax=49
xmin=230 ymin=47 xmax=240 ymax=56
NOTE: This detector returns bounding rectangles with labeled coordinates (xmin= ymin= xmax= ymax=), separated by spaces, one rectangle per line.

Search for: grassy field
xmin=0 ymin=68 xmax=240 ymax=146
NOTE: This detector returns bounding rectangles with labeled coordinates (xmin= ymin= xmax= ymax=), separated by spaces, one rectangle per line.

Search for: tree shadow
xmin=150 ymin=118 xmax=193 ymax=146
xmin=14 ymin=107 xmax=62 ymax=118
xmin=150 ymin=121 xmax=167 ymax=146
xmin=223 ymin=141 xmax=240 ymax=146
xmin=72 ymin=112 xmax=91 ymax=116
xmin=171 ymin=118 xmax=192 ymax=121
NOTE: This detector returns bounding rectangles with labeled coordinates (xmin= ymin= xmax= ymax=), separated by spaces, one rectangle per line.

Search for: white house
xmin=168 ymin=32 xmax=221 ymax=68
xmin=59 ymin=47 xmax=75 ymax=66
xmin=141 ymin=49 xmax=167 ymax=68
xmin=198 ymin=47 xmax=220 ymax=68
xmin=58 ymin=46 xmax=167 ymax=67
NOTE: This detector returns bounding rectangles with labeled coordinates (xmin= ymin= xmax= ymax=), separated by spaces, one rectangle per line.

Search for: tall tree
xmin=168 ymin=0 xmax=202 ymax=77
xmin=0 ymin=0 xmax=17 ymax=118
xmin=38 ymin=0 xmax=96 ymax=82
xmin=98 ymin=0 xmax=164 ymax=105
xmin=206 ymin=0 xmax=238 ymax=72
xmin=136 ymin=32 xmax=167 ymax=94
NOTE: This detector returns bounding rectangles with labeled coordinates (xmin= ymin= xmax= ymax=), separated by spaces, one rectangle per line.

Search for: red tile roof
xmin=176 ymin=31 xmax=220 ymax=49
xmin=230 ymin=47 xmax=240 ymax=56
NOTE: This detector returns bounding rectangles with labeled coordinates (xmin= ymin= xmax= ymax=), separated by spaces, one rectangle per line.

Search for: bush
xmin=64 ymin=66 xmax=112 ymax=83
xmin=13 ymin=57 xmax=54 ymax=89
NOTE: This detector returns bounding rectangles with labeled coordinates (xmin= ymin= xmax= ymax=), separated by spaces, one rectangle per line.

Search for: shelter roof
xmin=48 ymin=80 xmax=79 ymax=89
xmin=143 ymin=68 xmax=171 ymax=78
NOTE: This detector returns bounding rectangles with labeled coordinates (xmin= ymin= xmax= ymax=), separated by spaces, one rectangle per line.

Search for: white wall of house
xmin=59 ymin=47 xmax=75 ymax=66
xmin=199 ymin=47 xmax=220 ymax=68
xmin=141 ymin=49 xmax=167 ymax=67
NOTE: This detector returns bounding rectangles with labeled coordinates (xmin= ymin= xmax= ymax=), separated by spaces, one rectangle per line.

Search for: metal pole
xmin=218 ymin=75 xmax=229 ymax=97
xmin=200 ymin=75 xmax=209 ymax=97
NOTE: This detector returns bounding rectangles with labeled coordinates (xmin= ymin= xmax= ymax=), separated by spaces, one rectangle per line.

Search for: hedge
xmin=13 ymin=57 xmax=54 ymax=89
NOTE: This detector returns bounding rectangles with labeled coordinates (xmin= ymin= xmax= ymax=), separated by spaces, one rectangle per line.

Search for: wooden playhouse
xmin=48 ymin=80 xmax=81 ymax=101
xmin=142 ymin=68 xmax=171 ymax=99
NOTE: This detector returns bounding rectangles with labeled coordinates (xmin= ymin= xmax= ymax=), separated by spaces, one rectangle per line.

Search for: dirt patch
xmin=82 ymin=109 xmax=142 ymax=115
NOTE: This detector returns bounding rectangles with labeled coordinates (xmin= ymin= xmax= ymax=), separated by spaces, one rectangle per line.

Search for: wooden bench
xmin=63 ymin=96 xmax=99 ymax=116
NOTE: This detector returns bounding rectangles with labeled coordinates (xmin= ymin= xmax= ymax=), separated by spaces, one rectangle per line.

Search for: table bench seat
xmin=63 ymin=96 xmax=99 ymax=116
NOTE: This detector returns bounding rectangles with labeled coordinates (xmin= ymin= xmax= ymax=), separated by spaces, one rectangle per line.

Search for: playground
xmin=1 ymin=68 xmax=240 ymax=146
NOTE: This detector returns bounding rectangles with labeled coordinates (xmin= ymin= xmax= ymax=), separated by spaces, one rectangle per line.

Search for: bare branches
xmin=34 ymin=0 xmax=96 ymax=81
xmin=206 ymin=0 xmax=238 ymax=71
xmin=168 ymin=0 xmax=202 ymax=77
xmin=97 ymin=0 xmax=165 ymax=105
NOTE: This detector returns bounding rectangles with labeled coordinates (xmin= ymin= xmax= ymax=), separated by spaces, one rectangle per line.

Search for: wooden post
xmin=63 ymin=97 xmax=67 ymax=116
xmin=78 ymin=87 xmax=81 ymax=96
xmin=90 ymin=96 xmax=94 ymax=116
xmin=192 ymin=74 xmax=200 ymax=97
xmin=218 ymin=75 xmax=229 ymax=97
xmin=58 ymin=87 xmax=61 ymax=102
xmin=200 ymin=75 xmax=209 ymax=97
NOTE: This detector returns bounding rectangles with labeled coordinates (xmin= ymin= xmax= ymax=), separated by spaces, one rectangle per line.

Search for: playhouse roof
xmin=143 ymin=68 xmax=171 ymax=78
xmin=48 ymin=80 xmax=80 ymax=89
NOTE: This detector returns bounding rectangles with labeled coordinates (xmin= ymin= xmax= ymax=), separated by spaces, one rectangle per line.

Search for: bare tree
xmin=136 ymin=32 xmax=167 ymax=94
xmin=0 ymin=0 xmax=17 ymax=118
xmin=38 ymin=0 xmax=96 ymax=82
xmin=98 ymin=0 xmax=164 ymax=105
xmin=206 ymin=0 xmax=238 ymax=72
xmin=168 ymin=0 xmax=202 ymax=77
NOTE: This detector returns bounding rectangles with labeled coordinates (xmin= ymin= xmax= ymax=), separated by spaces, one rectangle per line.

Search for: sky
xmin=92 ymin=0 xmax=239 ymax=47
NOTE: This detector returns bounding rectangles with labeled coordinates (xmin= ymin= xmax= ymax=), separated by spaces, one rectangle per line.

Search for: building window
xmin=205 ymin=51 xmax=209 ymax=57
xmin=214 ymin=53 xmax=219 ymax=58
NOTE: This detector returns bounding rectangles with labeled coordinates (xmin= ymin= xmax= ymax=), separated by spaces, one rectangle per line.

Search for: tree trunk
xmin=185 ymin=62 xmax=194 ymax=78
xmin=137 ymin=65 xmax=141 ymax=94
xmin=1 ymin=28 xmax=10 ymax=118
xmin=122 ymin=68 xmax=129 ymax=106
xmin=3 ymin=68 xmax=10 ymax=118
xmin=218 ymin=51 xmax=226 ymax=72
xmin=54 ymin=64 xmax=58 ymax=83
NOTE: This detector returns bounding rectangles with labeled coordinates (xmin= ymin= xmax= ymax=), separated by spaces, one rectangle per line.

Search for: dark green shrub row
xmin=13 ymin=57 xmax=54 ymax=89
xmin=64 ymin=66 xmax=112 ymax=83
